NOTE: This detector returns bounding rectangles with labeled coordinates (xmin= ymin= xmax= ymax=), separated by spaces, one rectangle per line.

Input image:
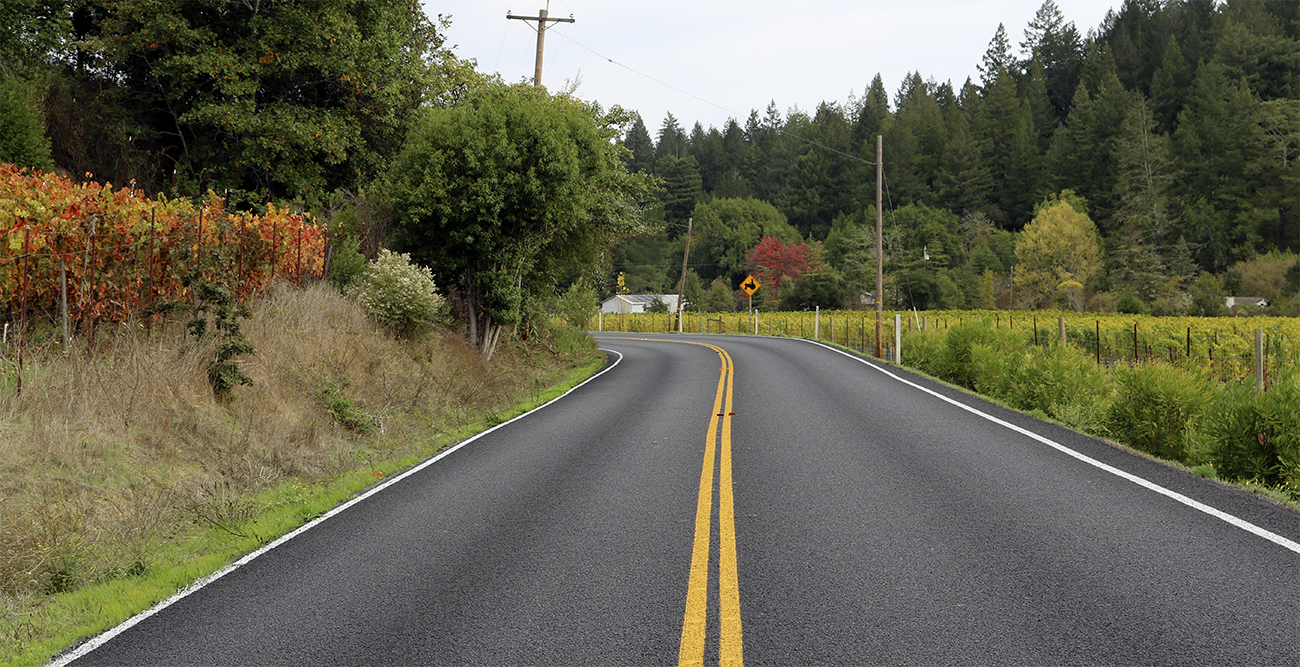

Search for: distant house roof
xmin=601 ymin=294 xmax=680 ymax=314
xmin=1225 ymin=296 xmax=1269 ymax=309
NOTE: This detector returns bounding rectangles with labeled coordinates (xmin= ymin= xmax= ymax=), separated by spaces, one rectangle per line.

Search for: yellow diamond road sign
xmin=740 ymin=275 xmax=761 ymax=296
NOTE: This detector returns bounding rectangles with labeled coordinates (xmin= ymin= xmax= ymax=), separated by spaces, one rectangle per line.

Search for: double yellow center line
xmin=596 ymin=337 xmax=744 ymax=665
xmin=678 ymin=342 xmax=743 ymax=667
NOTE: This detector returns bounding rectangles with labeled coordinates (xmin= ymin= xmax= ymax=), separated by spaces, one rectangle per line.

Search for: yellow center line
xmin=594 ymin=336 xmax=743 ymax=666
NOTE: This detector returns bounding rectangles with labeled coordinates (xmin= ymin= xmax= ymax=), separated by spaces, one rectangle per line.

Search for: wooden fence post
xmin=1058 ymin=316 xmax=1065 ymax=345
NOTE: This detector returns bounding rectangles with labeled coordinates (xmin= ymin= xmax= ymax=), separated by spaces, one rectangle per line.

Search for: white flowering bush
xmin=348 ymin=249 xmax=447 ymax=337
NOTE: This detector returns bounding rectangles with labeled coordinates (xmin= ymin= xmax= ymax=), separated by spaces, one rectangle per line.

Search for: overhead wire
xmin=475 ymin=3 xmax=926 ymax=302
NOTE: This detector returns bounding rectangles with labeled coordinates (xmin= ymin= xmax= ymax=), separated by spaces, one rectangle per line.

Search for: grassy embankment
xmin=0 ymin=283 xmax=603 ymax=666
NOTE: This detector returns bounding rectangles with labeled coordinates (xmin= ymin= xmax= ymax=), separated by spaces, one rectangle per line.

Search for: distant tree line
xmin=613 ymin=0 xmax=1298 ymax=316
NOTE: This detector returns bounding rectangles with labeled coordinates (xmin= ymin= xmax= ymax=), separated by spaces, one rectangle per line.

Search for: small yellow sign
xmin=740 ymin=274 xmax=761 ymax=296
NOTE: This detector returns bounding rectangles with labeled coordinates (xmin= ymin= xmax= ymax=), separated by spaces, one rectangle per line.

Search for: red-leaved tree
xmin=745 ymin=236 xmax=821 ymax=304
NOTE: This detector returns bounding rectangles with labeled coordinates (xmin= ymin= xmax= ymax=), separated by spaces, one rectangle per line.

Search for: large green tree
xmin=691 ymin=197 xmax=799 ymax=286
xmin=388 ymin=83 xmax=657 ymax=360
xmin=87 ymin=0 xmax=465 ymax=202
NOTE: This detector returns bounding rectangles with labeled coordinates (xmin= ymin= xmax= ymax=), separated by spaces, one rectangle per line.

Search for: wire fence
xmin=589 ymin=309 xmax=1299 ymax=392
xmin=1 ymin=166 xmax=331 ymax=395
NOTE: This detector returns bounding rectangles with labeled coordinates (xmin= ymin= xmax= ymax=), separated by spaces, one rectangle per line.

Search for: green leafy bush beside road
xmin=899 ymin=322 xmax=1297 ymax=502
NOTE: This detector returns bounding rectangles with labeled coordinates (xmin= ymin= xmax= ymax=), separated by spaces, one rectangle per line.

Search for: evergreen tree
xmin=1051 ymin=52 xmax=1132 ymax=231
xmin=1019 ymin=0 xmax=1083 ymax=120
xmin=1112 ymin=96 xmax=1175 ymax=247
xmin=622 ymin=112 xmax=655 ymax=173
xmin=1212 ymin=9 xmax=1298 ymax=102
xmin=1100 ymin=0 xmax=1163 ymax=95
xmin=1109 ymin=220 xmax=1167 ymax=302
xmin=742 ymin=101 xmax=791 ymax=203
xmin=716 ymin=118 xmax=750 ymax=198
xmin=655 ymin=153 xmax=703 ymax=232
xmin=1149 ymin=35 xmax=1192 ymax=132
xmin=1002 ymin=99 xmax=1044 ymax=226
xmin=893 ymin=73 xmax=946 ymax=206
xmin=852 ymin=74 xmax=891 ymax=150
xmin=978 ymin=23 xmax=1017 ymax=91
xmin=772 ymin=102 xmax=858 ymax=240
xmin=974 ymin=64 xmax=1021 ymax=224
xmin=1257 ymin=99 xmax=1300 ymax=254
xmin=654 ymin=113 xmax=687 ymax=162
xmin=1023 ymin=59 xmax=1057 ymax=152
xmin=689 ymin=122 xmax=726 ymax=194
xmin=936 ymin=109 xmax=993 ymax=216
xmin=1173 ymin=61 xmax=1269 ymax=270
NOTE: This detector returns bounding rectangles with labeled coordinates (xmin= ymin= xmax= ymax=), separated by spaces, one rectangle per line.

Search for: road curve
xmin=61 ymin=333 xmax=1300 ymax=666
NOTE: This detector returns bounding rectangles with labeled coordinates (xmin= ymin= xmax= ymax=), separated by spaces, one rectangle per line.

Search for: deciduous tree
xmin=1014 ymin=197 xmax=1103 ymax=306
xmin=388 ymin=83 xmax=657 ymax=360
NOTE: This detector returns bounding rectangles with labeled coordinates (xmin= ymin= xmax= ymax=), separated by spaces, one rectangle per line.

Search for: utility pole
xmin=875 ymin=134 xmax=884 ymax=359
xmin=675 ymin=217 xmax=693 ymax=333
xmin=506 ymin=8 xmax=575 ymax=87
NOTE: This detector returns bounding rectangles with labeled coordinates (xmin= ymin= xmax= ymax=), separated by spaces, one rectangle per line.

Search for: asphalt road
xmin=60 ymin=333 xmax=1300 ymax=666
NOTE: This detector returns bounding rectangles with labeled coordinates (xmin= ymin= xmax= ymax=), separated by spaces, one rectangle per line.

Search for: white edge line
xmin=48 ymin=349 xmax=627 ymax=667
xmin=800 ymin=339 xmax=1300 ymax=556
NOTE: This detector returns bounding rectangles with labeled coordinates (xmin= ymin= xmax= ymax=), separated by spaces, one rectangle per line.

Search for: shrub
xmin=1202 ymin=375 xmax=1300 ymax=490
xmin=347 ymin=249 xmax=447 ymax=337
xmin=553 ymin=281 xmax=599 ymax=329
xmin=1020 ymin=344 xmax=1114 ymax=433
xmin=1106 ymin=363 xmax=1212 ymax=463
xmin=327 ymin=233 xmax=367 ymax=292
xmin=901 ymin=329 xmax=947 ymax=377
xmin=969 ymin=334 xmax=1030 ymax=404
xmin=0 ymin=78 xmax=53 ymax=170
xmin=932 ymin=321 xmax=1014 ymax=389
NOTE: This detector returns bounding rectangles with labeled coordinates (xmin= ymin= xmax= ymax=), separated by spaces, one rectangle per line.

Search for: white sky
xmin=424 ymin=1 xmax=1122 ymax=133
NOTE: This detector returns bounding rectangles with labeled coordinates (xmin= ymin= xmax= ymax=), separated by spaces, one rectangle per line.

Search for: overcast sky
xmin=425 ymin=1 xmax=1122 ymax=133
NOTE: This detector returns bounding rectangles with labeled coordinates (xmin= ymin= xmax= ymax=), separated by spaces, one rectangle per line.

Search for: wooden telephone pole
xmin=675 ymin=217 xmax=693 ymax=333
xmin=506 ymin=8 xmax=575 ymax=87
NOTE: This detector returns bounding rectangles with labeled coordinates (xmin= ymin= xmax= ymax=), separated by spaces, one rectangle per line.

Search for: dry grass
xmin=0 ymin=281 xmax=594 ymax=657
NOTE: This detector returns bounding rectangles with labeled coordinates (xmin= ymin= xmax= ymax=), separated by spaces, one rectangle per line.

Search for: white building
xmin=1225 ymin=296 xmax=1269 ymax=309
xmin=601 ymin=294 xmax=681 ymax=314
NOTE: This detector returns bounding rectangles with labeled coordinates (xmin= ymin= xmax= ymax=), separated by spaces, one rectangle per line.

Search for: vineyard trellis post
xmin=271 ymin=218 xmax=278 ymax=280
xmin=83 ymin=216 xmax=97 ymax=353
xmin=1058 ymin=317 xmax=1065 ymax=345
xmin=60 ymin=258 xmax=68 ymax=350
xmin=147 ymin=209 xmax=155 ymax=338
xmin=18 ymin=225 xmax=30 ymax=396
xmin=1095 ymin=320 xmax=1100 ymax=364
xmin=1254 ymin=329 xmax=1264 ymax=394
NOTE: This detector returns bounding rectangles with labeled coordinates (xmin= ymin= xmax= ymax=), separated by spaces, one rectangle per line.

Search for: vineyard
xmin=1 ymin=165 xmax=327 ymax=342
xmin=589 ymin=308 xmax=1300 ymax=390
xmin=592 ymin=307 xmax=1299 ymax=499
